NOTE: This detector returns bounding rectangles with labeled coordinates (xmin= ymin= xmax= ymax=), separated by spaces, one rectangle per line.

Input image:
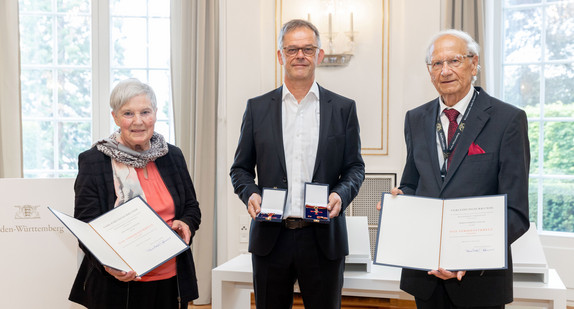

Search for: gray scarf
xmin=95 ymin=130 xmax=168 ymax=168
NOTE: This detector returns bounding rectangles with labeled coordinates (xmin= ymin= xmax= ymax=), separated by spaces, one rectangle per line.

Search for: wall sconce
xmin=317 ymin=12 xmax=356 ymax=67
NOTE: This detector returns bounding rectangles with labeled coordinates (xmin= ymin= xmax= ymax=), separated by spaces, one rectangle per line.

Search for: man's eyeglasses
xmin=283 ymin=46 xmax=318 ymax=56
xmin=427 ymin=54 xmax=474 ymax=72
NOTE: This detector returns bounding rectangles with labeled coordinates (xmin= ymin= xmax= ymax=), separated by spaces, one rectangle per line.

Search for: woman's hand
xmin=172 ymin=219 xmax=192 ymax=244
xmin=104 ymin=266 xmax=141 ymax=282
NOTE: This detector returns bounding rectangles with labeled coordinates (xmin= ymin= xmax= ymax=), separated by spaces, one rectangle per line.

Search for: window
xmin=109 ymin=0 xmax=173 ymax=138
xmin=19 ymin=0 xmax=172 ymax=178
xmin=501 ymin=0 xmax=574 ymax=233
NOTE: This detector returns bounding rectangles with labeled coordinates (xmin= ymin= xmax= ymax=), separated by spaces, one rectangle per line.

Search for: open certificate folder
xmin=49 ymin=196 xmax=189 ymax=277
xmin=374 ymin=194 xmax=507 ymax=271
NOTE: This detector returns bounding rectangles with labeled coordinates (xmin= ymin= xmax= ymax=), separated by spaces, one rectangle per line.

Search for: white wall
xmin=217 ymin=0 xmax=440 ymax=262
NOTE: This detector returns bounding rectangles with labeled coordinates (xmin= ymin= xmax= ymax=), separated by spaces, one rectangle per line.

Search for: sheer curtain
xmin=0 ymin=0 xmax=23 ymax=178
xmin=442 ymin=0 xmax=487 ymax=88
xmin=170 ymin=0 xmax=218 ymax=304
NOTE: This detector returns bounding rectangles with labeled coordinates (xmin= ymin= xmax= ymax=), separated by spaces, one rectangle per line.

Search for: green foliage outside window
xmin=524 ymin=103 xmax=574 ymax=233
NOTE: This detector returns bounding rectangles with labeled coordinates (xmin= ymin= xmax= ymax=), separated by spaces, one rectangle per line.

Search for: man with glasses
xmin=230 ymin=19 xmax=365 ymax=309
xmin=388 ymin=29 xmax=530 ymax=308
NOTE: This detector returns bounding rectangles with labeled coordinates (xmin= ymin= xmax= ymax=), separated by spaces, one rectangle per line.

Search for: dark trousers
xmin=126 ymin=276 xmax=183 ymax=309
xmin=415 ymin=280 xmax=504 ymax=309
xmin=252 ymin=225 xmax=345 ymax=309
xmin=83 ymin=274 xmax=184 ymax=309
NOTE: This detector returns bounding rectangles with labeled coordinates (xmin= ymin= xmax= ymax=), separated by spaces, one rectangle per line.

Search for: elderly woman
xmin=69 ymin=78 xmax=201 ymax=308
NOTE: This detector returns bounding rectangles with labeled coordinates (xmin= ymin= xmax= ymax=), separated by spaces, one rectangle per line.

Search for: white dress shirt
xmin=282 ymin=82 xmax=320 ymax=218
xmin=436 ymin=87 xmax=476 ymax=170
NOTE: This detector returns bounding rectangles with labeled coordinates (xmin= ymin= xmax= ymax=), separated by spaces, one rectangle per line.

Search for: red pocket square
xmin=468 ymin=142 xmax=486 ymax=155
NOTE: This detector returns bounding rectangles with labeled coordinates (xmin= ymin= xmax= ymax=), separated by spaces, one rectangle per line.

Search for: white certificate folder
xmin=49 ymin=196 xmax=189 ymax=277
xmin=374 ymin=194 xmax=507 ymax=271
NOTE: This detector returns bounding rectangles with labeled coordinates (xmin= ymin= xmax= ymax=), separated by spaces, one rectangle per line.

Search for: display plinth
xmin=511 ymin=222 xmax=549 ymax=283
xmin=345 ymin=216 xmax=372 ymax=272
xmin=212 ymin=254 xmax=566 ymax=309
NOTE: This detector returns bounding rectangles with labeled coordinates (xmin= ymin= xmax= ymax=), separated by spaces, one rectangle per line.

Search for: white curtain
xmin=0 ymin=0 xmax=23 ymax=178
xmin=170 ymin=0 xmax=218 ymax=304
xmin=442 ymin=0 xmax=487 ymax=88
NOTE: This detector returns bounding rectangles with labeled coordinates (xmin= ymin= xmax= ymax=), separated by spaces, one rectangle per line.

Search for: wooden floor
xmin=189 ymin=294 xmax=416 ymax=308
xmin=189 ymin=294 xmax=574 ymax=308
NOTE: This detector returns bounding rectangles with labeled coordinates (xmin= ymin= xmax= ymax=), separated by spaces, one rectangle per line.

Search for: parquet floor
xmin=189 ymin=294 xmax=416 ymax=308
xmin=189 ymin=294 xmax=574 ymax=308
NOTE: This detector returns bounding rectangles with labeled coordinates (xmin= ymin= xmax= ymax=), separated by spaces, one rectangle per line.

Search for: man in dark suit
xmin=230 ymin=19 xmax=365 ymax=309
xmin=387 ymin=30 xmax=530 ymax=308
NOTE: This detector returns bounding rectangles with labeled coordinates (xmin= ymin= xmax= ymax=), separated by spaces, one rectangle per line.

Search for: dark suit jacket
xmin=69 ymin=145 xmax=201 ymax=307
xmin=398 ymin=87 xmax=530 ymax=306
xmin=230 ymin=85 xmax=365 ymax=260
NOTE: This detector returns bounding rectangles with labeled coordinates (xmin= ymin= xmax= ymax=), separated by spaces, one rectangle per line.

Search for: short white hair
xmin=109 ymin=78 xmax=157 ymax=113
xmin=425 ymin=29 xmax=480 ymax=64
xmin=426 ymin=29 xmax=481 ymax=82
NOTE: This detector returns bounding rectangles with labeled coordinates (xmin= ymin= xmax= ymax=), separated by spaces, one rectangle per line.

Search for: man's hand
xmin=247 ymin=193 xmax=262 ymax=219
xmin=327 ymin=192 xmax=342 ymax=218
xmin=428 ymin=268 xmax=466 ymax=281
xmin=376 ymin=187 xmax=404 ymax=210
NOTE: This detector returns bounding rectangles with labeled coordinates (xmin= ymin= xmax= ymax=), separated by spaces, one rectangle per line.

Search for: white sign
xmin=0 ymin=178 xmax=82 ymax=309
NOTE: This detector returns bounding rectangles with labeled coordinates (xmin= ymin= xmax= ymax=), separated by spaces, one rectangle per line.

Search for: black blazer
xmin=230 ymin=85 xmax=365 ymax=259
xmin=398 ymin=87 xmax=530 ymax=306
xmin=69 ymin=144 xmax=201 ymax=307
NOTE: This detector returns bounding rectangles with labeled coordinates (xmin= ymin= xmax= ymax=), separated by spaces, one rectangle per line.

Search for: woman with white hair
xmin=69 ymin=78 xmax=201 ymax=308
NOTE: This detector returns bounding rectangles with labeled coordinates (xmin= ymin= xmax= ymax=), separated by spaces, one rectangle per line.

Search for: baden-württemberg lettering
xmin=0 ymin=224 xmax=64 ymax=234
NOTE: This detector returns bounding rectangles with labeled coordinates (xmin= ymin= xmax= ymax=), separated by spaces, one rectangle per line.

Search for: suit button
xmin=282 ymin=177 xmax=287 ymax=183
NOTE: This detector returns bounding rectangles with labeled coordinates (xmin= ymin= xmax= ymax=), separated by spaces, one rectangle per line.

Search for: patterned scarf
xmin=95 ymin=130 xmax=168 ymax=206
xmin=95 ymin=130 xmax=168 ymax=168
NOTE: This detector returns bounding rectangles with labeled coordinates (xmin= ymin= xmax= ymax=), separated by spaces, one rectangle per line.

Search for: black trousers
xmin=415 ymin=280 xmax=504 ymax=309
xmin=126 ymin=276 xmax=183 ymax=309
xmin=252 ymin=225 xmax=345 ymax=309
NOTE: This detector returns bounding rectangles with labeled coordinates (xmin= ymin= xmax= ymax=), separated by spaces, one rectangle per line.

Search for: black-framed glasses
xmin=427 ymin=54 xmax=474 ymax=72
xmin=283 ymin=45 xmax=318 ymax=56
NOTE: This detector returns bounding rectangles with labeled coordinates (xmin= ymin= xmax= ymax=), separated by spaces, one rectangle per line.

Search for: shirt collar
xmin=282 ymin=82 xmax=320 ymax=102
xmin=438 ymin=86 xmax=475 ymax=116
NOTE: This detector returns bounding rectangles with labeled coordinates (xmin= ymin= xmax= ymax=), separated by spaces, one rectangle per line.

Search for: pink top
xmin=136 ymin=162 xmax=177 ymax=281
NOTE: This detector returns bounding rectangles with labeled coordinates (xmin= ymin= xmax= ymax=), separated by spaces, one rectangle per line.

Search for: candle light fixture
xmin=315 ymin=9 xmax=356 ymax=67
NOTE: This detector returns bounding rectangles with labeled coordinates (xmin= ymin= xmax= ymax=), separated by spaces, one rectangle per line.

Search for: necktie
xmin=444 ymin=108 xmax=460 ymax=168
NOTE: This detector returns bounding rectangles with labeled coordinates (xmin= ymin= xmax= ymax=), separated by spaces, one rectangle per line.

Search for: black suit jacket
xmin=230 ymin=85 xmax=365 ymax=260
xmin=69 ymin=145 xmax=201 ymax=307
xmin=398 ymin=87 xmax=530 ymax=306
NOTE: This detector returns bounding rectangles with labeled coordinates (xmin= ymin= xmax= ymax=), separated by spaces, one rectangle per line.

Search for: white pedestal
xmin=512 ymin=222 xmax=549 ymax=283
xmin=213 ymin=221 xmax=566 ymax=308
xmin=212 ymin=254 xmax=567 ymax=309
xmin=345 ymin=216 xmax=372 ymax=272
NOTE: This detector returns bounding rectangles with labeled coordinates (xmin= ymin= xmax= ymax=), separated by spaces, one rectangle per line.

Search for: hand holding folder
xmin=49 ymin=196 xmax=189 ymax=277
xmin=375 ymin=194 xmax=507 ymax=271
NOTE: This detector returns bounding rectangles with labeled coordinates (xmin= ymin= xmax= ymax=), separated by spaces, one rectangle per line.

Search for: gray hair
xmin=425 ymin=29 xmax=480 ymax=63
xmin=425 ymin=29 xmax=481 ymax=82
xmin=278 ymin=19 xmax=322 ymax=51
xmin=109 ymin=78 xmax=157 ymax=113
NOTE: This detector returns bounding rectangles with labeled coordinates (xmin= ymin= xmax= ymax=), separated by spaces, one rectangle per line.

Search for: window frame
xmin=487 ymin=0 xmax=574 ymax=236
xmin=93 ymin=0 xmax=112 ymax=143
xmin=19 ymin=0 xmax=173 ymax=178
